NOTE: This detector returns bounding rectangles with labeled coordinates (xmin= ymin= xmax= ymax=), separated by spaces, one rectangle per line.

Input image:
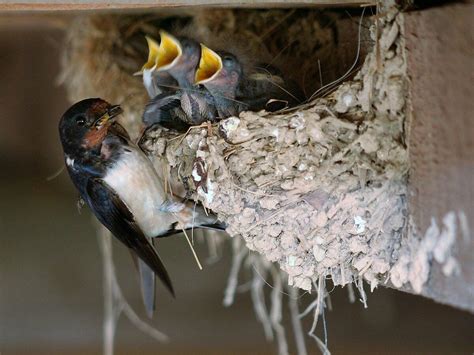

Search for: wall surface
xmin=405 ymin=3 xmax=474 ymax=312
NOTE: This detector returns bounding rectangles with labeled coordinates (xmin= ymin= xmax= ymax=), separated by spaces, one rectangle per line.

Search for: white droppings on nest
xmin=198 ymin=180 xmax=216 ymax=205
xmin=353 ymin=216 xmax=367 ymax=234
xmin=220 ymin=116 xmax=241 ymax=136
xmin=334 ymin=85 xmax=360 ymax=113
xmin=433 ymin=212 xmax=457 ymax=265
xmin=391 ymin=211 xmax=467 ymax=293
xmin=191 ymin=168 xmax=202 ymax=182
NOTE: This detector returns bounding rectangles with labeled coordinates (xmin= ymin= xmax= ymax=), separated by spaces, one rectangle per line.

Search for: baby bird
xmin=194 ymin=44 xmax=245 ymax=118
xmin=141 ymin=35 xmax=177 ymax=98
xmin=141 ymin=31 xmax=201 ymax=97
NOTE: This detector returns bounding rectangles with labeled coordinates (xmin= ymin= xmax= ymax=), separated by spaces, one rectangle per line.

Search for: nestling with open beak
xmin=141 ymin=35 xmax=177 ymax=98
xmin=142 ymin=44 xmax=245 ymax=131
xmin=141 ymin=31 xmax=201 ymax=98
xmin=194 ymin=44 xmax=245 ymax=118
xmin=59 ymin=98 xmax=225 ymax=316
xmin=141 ymin=28 xmax=304 ymax=131
xmin=196 ymin=44 xmax=304 ymax=113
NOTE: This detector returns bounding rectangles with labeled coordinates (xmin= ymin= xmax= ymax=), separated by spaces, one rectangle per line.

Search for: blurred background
xmin=0 ymin=14 xmax=473 ymax=355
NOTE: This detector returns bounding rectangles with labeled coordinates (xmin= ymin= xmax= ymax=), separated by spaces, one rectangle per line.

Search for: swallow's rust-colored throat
xmin=82 ymin=122 xmax=112 ymax=148
xmin=82 ymin=103 xmax=123 ymax=148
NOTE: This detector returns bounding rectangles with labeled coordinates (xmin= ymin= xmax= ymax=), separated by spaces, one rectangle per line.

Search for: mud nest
xmin=61 ymin=8 xmax=415 ymax=303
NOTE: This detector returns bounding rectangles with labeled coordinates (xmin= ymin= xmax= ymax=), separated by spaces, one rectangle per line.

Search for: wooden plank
xmin=0 ymin=0 xmax=373 ymax=12
xmin=405 ymin=3 xmax=474 ymax=312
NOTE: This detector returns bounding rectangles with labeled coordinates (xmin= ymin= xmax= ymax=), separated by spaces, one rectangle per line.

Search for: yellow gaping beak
xmin=142 ymin=36 xmax=160 ymax=72
xmin=195 ymin=43 xmax=223 ymax=85
xmin=156 ymin=30 xmax=182 ymax=71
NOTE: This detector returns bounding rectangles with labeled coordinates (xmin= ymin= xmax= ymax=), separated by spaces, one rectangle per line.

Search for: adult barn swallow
xmin=59 ymin=98 xmax=223 ymax=315
xmin=141 ymin=31 xmax=201 ymax=97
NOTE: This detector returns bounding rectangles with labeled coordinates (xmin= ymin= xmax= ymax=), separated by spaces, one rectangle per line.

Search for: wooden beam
xmin=0 ymin=1 xmax=373 ymax=12
xmin=405 ymin=3 xmax=474 ymax=312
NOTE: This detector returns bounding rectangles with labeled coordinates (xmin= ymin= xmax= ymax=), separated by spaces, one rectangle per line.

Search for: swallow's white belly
xmin=103 ymin=147 xmax=176 ymax=238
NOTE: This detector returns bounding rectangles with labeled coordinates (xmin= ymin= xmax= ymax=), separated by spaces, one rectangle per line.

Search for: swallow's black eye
xmin=76 ymin=116 xmax=86 ymax=126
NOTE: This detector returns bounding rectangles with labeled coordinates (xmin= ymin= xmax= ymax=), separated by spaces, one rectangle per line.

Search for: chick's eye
xmin=223 ymin=56 xmax=234 ymax=67
xmin=76 ymin=116 xmax=86 ymax=126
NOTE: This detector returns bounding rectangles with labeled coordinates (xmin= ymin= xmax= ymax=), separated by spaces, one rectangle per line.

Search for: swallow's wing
xmin=85 ymin=178 xmax=174 ymax=297
xmin=180 ymin=91 xmax=216 ymax=125
xmin=142 ymin=92 xmax=190 ymax=132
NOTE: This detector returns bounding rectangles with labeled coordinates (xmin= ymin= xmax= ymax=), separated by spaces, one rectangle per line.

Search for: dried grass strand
xmin=251 ymin=263 xmax=274 ymax=341
xmin=270 ymin=268 xmax=289 ymax=355
xmin=289 ymin=287 xmax=308 ymax=355
xmin=97 ymin=225 xmax=168 ymax=355
xmin=223 ymin=237 xmax=247 ymax=307
xmin=308 ymin=7 xmax=366 ymax=101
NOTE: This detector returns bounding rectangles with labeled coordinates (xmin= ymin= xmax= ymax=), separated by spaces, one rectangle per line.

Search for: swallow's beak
xmin=155 ymin=30 xmax=182 ymax=71
xmin=94 ymin=105 xmax=123 ymax=129
xmin=141 ymin=36 xmax=161 ymax=73
xmin=195 ymin=44 xmax=223 ymax=85
xmin=108 ymin=105 xmax=123 ymax=118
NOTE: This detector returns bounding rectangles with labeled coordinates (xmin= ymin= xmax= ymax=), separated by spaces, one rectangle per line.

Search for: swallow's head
xmin=142 ymin=31 xmax=181 ymax=73
xmin=194 ymin=44 xmax=242 ymax=98
xmin=141 ymin=31 xmax=200 ymax=88
xmin=154 ymin=31 xmax=200 ymax=86
xmin=59 ymin=98 xmax=123 ymax=155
